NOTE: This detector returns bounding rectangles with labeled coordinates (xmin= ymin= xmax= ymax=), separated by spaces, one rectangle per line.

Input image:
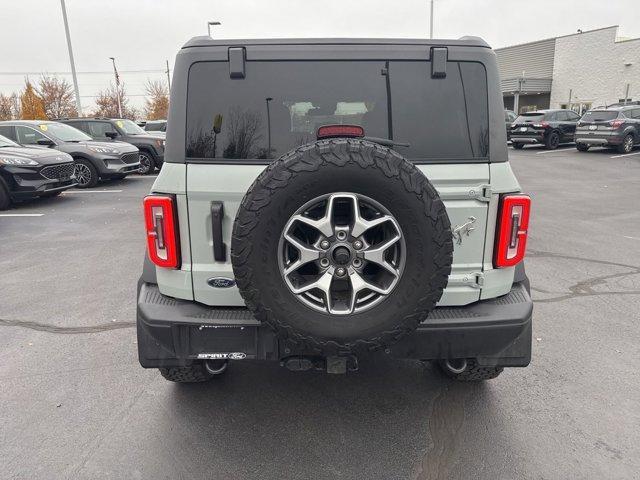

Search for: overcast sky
xmin=0 ymin=0 xmax=637 ymax=113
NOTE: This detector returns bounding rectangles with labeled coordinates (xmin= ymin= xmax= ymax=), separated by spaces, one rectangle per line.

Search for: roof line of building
xmin=495 ymin=25 xmax=619 ymax=51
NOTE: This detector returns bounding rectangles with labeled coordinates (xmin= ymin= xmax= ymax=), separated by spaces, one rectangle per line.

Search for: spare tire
xmin=231 ymin=139 xmax=453 ymax=352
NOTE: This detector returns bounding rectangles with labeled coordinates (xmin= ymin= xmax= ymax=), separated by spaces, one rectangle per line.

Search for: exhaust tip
xmin=444 ymin=358 xmax=468 ymax=374
xmin=204 ymin=359 xmax=228 ymax=375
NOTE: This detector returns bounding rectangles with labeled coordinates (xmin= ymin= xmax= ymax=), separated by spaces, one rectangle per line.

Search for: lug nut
xmin=336 ymin=231 xmax=347 ymax=240
xmin=352 ymin=258 xmax=362 ymax=268
xmin=335 ymin=267 xmax=346 ymax=277
xmin=320 ymin=258 xmax=330 ymax=268
xmin=320 ymin=240 xmax=330 ymax=250
xmin=353 ymin=240 xmax=363 ymax=250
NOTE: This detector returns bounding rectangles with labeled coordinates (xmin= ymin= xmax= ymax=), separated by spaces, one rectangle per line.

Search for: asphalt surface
xmin=1 ymin=146 xmax=639 ymax=480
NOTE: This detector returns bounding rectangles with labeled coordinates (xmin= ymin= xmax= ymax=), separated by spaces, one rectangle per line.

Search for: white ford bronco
xmin=137 ymin=37 xmax=532 ymax=382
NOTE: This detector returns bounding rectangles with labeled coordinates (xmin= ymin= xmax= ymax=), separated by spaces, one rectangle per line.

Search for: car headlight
xmin=155 ymin=139 xmax=165 ymax=149
xmin=87 ymin=145 xmax=120 ymax=154
xmin=0 ymin=156 xmax=39 ymax=166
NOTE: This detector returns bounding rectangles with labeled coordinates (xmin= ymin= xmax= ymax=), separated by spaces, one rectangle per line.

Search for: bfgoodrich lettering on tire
xmin=231 ymin=139 xmax=453 ymax=352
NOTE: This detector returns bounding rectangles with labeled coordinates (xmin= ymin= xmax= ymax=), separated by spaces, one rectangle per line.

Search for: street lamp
xmin=265 ymin=97 xmax=273 ymax=158
xmin=60 ymin=0 xmax=82 ymax=115
xmin=208 ymin=21 xmax=221 ymax=37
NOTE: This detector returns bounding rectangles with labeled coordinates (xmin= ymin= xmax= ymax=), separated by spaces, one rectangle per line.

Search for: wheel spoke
xmin=290 ymin=270 xmax=333 ymax=296
xmin=283 ymin=233 xmax=321 ymax=275
xmin=348 ymin=270 xmax=392 ymax=312
xmin=362 ymin=235 xmax=402 ymax=275
xmin=291 ymin=214 xmax=333 ymax=238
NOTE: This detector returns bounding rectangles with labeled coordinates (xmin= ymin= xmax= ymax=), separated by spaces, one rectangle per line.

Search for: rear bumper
xmin=510 ymin=135 xmax=544 ymax=144
xmin=575 ymin=133 xmax=623 ymax=146
xmin=137 ymin=281 xmax=532 ymax=369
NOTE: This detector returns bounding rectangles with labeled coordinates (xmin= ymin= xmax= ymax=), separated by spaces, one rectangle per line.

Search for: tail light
xmin=494 ymin=194 xmax=531 ymax=268
xmin=609 ymin=119 xmax=624 ymax=129
xmin=317 ymin=124 xmax=364 ymax=139
xmin=532 ymin=122 xmax=549 ymax=128
xmin=143 ymin=195 xmax=180 ymax=269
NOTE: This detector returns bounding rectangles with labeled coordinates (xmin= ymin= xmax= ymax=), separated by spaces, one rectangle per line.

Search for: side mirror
xmin=37 ymin=138 xmax=55 ymax=147
xmin=105 ymin=131 xmax=118 ymax=139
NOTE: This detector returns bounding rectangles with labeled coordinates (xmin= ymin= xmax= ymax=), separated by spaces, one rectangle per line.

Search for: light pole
xmin=208 ymin=21 xmax=221 ymax=37
xmin=429 ymin=0 xmax=434 ymax=39
xmin=60 ymin=0 xmax=82 ymax=115
xmin=109 ymin=57 xmax=123 ymax=118
xmin=265 ymin=97 xmax=273 ymax=158
xmin=165 ymin=60 xmax=171 ymax=90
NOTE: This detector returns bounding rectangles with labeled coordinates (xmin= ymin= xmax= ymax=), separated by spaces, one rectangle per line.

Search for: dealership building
xmin=496 ymin=26 xmax=639 ymax=114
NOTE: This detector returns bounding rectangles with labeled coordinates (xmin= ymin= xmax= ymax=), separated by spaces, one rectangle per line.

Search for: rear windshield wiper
xmin=362 ymin=136 xmax=410 ymax=148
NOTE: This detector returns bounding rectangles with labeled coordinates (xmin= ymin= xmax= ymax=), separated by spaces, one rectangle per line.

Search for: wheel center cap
xmin=332 ymin=246 xmax=351 ymax=265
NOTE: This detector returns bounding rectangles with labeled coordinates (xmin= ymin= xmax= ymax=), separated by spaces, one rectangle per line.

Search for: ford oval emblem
xmin=207 ymin=277 xmax=236 ymax=288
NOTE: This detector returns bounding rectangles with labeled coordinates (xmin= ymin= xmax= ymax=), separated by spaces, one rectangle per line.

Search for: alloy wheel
xmin=74 ymin=163 xmax=92 ymax=187
xmin=278 ymin=192 xmax=405 ymax=315
xmin=138 ymin=153 xmax=152 ymax=174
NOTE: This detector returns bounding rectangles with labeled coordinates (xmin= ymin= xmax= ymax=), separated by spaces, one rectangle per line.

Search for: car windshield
xmin=42 ymin=122 xmax=92 ymax=142
xmin=115 ymin=119 xmax=146 ymax=135
xmin=581 ymin=111 xmax=619 ymax=122
xmin=0 ymin=134 xmax=19 ymax=147
xmin=514 ymin=113 xmax=545 ymax=122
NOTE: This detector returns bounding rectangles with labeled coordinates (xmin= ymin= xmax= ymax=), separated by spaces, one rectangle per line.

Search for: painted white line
xmin=535 ymin=148 xmax=575 ymax=155
xmin=623 ymin=235 xmax=640 ymax=241
xmin=62 ymin=190 xmax=123 ymax=194
xmin=0 ymin=213 xmax=44 ymax=217
xmin=610 ymin=151 xmax=640 ymax=159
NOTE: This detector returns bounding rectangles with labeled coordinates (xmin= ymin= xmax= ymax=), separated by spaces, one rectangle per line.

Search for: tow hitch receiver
xmin=281 ymin=355 xmax=359 ymax=374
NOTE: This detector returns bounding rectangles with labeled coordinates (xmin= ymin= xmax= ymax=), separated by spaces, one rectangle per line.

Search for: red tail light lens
xmin=143 ymin=195 xmax=180 ymax=269
xmin=317 ymin=124 xmax=365 ymax=139
xmin=494 ymin=194 xmax=531 ymax=268
xmin=609 ymin=119 xmax=624 ymax=129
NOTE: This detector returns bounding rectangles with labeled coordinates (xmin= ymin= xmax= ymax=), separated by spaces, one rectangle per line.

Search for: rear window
xmin=581 ymin=111 xmax=619 ymax=122
xmin=514 ymin=113 xmax=545 ymax=123
xmin=186 ymin=60 xmax=489 ymax=162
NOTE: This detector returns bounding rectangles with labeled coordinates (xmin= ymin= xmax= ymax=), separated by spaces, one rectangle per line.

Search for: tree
xmin=21 ymin=79 xmax=47 ymax=120
xmin=0 ymin=93 xmax=16 ymax=120
xmin=93 ymin=82 xmax=136 ymax=119
xmin=143 ymin=80 xmax=169 ymax=120
xmin=35 ymin=75 xmax=77 ymax=119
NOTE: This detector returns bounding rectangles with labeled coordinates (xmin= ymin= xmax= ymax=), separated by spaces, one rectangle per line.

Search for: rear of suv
xmin=137 ymin=37 xmax=533 ymax=383
xmin=510 ymin=109 xmax=580 ymax=150
xmin=58 ymin=118 xmax=166 ymax=175
xmin=574 ymin=106 xmax=640 ymax=153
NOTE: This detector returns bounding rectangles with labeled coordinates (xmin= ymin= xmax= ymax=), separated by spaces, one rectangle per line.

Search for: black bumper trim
xmin=137 ymin=282 xmax=532 ymax=368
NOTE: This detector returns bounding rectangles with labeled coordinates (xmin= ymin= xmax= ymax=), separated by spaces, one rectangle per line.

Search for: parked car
xmin=143 ymin=120 xmax=167 ymax=134
xmin=575 ymin=105 xmax=640 ymax=153
xmin=510 ymin=109 xmax=581 ymax=149
xmin=137 ymin=37 xmax=533 ymax=384
xmin=0 ymin=121 xmax=139 ymax=188
xmin=505 ymin=110 xmax=516 ymax=141
xmin=57 ymin=118 xmax=165 ymax=175
xmin=0 ymin=133 xmax=76 ymax=209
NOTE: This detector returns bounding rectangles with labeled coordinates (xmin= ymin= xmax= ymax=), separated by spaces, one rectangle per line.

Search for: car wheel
xmin=545 ymin=131 xmax=560 ymax=150
xmin=512 ymin=143 xmax=524 ymax=150
xmin=617 ymin=134 xmax=634 ymax=154
xmin=231 ymin=139 xmax=453 ymax=353
xmin=74 ymin=159 xmax=98 ymax=188
xmin=159 ymin=361 xmax=228 ymax=383
xmin=0 ymin=181 xmax=10 ymax=210
xmin=576 ymin=143 xmax=590 ymax=152
xmin=437 ymin=358 xmax=503 ymax=382
xmin=138 ymin=151 xmax=154 ymax=175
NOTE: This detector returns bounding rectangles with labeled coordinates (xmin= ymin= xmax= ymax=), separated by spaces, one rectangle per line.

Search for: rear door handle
xmin=211 ymin=202 xmax=226 ymax=261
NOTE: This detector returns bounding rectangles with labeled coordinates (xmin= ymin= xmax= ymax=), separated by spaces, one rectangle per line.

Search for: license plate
xmin=520 ymin=127 xmax=527 ymax=132
xmin=589 ymin=125 xmax=597 ymax=130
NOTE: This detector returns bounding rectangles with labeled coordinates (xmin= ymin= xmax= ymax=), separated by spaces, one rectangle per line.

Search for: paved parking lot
xmin=2 ymin=147 xmax=639 ymax=480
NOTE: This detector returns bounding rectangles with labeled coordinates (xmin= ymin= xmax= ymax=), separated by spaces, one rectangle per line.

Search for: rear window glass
xmin=514 ymin=113 xmax=544 ymax=122
xmin=581 ymin=111 xmax=618 ymax=122
xmin=186 ymin=60 xmax=489 ymax=162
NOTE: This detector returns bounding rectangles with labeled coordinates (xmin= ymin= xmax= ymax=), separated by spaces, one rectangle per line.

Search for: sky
xmin=0 ymin=0 xmax=637 ymax=114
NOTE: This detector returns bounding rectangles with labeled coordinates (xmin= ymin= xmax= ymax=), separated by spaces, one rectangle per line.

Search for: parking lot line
xmin=62 ymin=189 xmax=123 ymax=194
xmin=610 ymin=151 xmax=640 ymax=159
xmin=0 ymin=213 xmax=44 ymax=217
xmin=535 ymin=148 xmax=575 ymax=155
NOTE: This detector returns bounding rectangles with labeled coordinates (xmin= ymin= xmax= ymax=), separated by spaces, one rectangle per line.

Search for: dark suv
xmin=143 ymin=120 xmax=167 ymax=134
xmin=58 ymin=118 xmax=165 ymax=175
xmin=0 ymin=121 xmax=140 ymax=188
xmin=510 ymin=109 xmax=581 ymax=150
xmin=0 ymin=133 xmax=76 ymax=209
xmin=575 ymin=105 xmax=640 ymax=153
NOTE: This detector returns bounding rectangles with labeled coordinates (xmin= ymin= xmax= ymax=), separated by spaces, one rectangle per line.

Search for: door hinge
xmin=470 ymin=185 xmax=492 ymax=202
xmin=449 ymin=272 xmax=485 ymax=288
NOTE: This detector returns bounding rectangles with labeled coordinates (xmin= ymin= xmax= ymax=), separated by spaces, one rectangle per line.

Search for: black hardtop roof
xmin=182 ymin=36 xmax=490 ymax=49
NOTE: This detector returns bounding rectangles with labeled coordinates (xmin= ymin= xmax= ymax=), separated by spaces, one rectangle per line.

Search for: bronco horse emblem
xmin=453 ymin=216 xmax=476 ymax=245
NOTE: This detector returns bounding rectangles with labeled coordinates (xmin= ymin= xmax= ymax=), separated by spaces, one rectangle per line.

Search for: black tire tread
xmin=439 ymin=359 xmax=503 ymax=382
xmin=0 ymin=180 xmax=10 ymax=210
xmin=231 ymin=139 xmax=453 ymax=352
xmin=159 ymin=364 xmax=213 ymax=383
